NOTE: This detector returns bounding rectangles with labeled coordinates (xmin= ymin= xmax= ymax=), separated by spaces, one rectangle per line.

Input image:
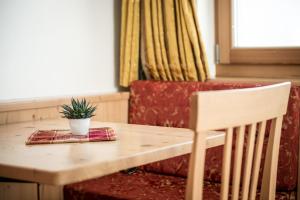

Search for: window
xmin=216 ymin=0 xmax=300 ymax=65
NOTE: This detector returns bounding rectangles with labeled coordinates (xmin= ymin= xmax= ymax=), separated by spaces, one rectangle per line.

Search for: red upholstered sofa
xmin=64 ymin=80 xmax=300 ymax=199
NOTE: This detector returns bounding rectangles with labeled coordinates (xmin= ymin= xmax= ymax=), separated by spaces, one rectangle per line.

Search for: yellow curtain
xmin=119 ymin=0 xmax=210 ymax=87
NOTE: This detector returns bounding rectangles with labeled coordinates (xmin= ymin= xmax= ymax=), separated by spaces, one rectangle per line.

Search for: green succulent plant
xmin=60 ymin=98 xmax=96 ymax=119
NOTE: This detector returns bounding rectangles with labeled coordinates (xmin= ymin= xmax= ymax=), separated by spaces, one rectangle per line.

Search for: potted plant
xmin=60 ymin=98 xmax=96 ymax=135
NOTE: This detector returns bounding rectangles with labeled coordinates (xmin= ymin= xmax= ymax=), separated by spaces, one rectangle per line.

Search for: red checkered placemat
xmin=26 ymin=127 xmax=116 ymax=145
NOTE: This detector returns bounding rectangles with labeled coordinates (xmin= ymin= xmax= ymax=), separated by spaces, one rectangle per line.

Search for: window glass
xmin=232 ymin=0 xmax=300 ymax=48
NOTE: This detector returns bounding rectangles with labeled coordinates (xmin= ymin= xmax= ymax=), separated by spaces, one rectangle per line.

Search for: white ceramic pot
xmin=69 ymin=118 xmax=91 ymax=135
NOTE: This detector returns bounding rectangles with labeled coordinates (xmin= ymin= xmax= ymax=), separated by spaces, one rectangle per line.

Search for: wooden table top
xmin=0 ymin=119 xmax=224 ymax=185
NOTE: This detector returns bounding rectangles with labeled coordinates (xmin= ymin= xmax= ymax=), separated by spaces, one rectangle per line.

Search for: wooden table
xmin=0 ymin=119 xmax=224 ymax=186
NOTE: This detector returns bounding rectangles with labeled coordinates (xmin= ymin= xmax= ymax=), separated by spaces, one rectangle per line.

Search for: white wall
xmin=197 ymin=0 xmax=216 ymax=78
xmin=0 ymin=0 xmax=120 ymax=101
xmin=0 ymin=0 xmax=215 ymax=102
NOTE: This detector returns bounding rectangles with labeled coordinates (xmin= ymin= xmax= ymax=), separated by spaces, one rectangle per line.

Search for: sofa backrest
xmin=129 ymin=80 xmax=300 ymax=191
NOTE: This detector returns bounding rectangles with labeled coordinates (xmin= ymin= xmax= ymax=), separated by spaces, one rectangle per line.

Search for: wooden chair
xmin=186 ymin=82 xmax=291 ymax=200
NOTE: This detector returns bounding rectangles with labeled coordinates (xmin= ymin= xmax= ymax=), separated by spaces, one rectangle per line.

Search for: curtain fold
xmin=177 ymin=0 xmax=198 ymax=81
xmin=157 ymin=0 xmax=173 ymax=81
xmin=120 ymin=0 xmax=140 ymax=87
xmin=151 ymin=0 xmax=167 ymax=80
xmin=119 ymin=0 xmax=210 ymax=87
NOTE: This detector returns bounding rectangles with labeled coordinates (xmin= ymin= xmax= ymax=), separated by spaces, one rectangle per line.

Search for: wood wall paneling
xmin=0 ymin=92 xmax=130 ymax=125
xmin=0 ymin=182 xmax=38 ymax=200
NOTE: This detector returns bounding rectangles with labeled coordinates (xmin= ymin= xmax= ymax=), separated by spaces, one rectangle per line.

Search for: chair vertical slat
xmin=261 ymin=117 xmax=284 ymax=200
xmin=185 ymin=131 xmax=207 ymax=200
xmin=249 ymin=121 xmax=267 ymax=200
xmin=231 ymin=126 xmax=245 ymax=200
xmin=241 ymin=123 xmax=257 ymax=200
xmin=220 ymin=128 xmax=233 ymax=200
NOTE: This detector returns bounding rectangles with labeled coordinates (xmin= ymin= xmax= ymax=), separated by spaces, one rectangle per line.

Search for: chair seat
xmin=64 ymin=170 xmax=295 ymax=200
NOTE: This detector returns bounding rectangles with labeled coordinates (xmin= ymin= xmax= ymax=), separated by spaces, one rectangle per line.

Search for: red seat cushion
xmin=129 ymin=80 xmax=300 ymax=191
xmin=64 ymin=171 xmax=296 ymax=200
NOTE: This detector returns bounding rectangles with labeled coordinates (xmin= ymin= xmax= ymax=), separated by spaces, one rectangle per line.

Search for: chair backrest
xmin=186 ymin=82 xmax=291 ymax=200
